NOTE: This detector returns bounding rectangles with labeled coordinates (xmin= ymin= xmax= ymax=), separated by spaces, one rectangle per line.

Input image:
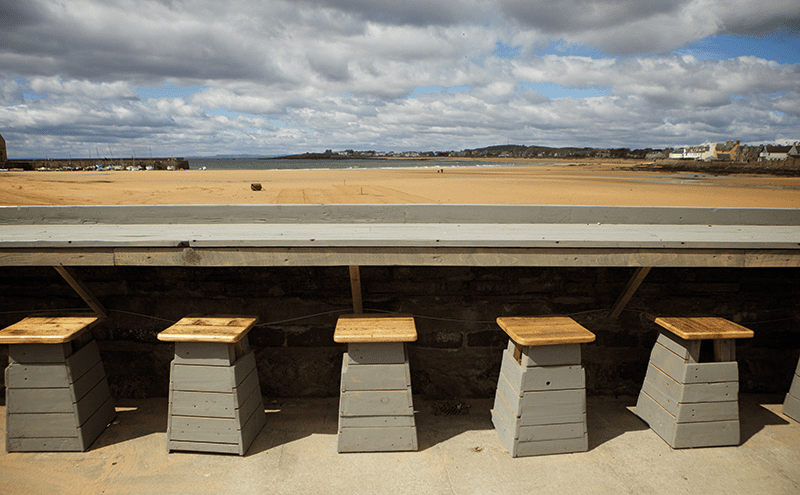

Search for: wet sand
xmin=1 ymin=161 xmax=799 ymax=207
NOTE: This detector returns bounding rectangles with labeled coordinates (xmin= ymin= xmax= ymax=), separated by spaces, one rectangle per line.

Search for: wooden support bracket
xmin=53 ymin=265 xmax=108 ymax=318
xmin=349 ymin=265 xmax=363 ymax=314
xmin=609 ymin=267 xmax=652 ymax=318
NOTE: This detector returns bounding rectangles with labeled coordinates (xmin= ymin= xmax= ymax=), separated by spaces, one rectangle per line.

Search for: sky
xmin=1 ymin=0 xmax=799 ymax=158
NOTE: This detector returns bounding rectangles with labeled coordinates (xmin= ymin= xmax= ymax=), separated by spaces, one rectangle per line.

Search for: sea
xmin=187 ymin=157 xmax=524 ymax=171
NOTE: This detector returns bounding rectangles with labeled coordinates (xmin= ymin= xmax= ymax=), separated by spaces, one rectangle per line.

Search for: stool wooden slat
xmin=636 ymin=316 xmax=753 ymax=449
xmin=2 ymin=315 xmax=115 ymax=452
xmin=159 ymin=315 xmax=265 ymax=455
xmin=335 ymin=314 xmax=418 ymax=453
xmin=783 ymin=355 xmax=800 ymax=422
xmin=492 ymin=315 xmax=594 ymax=458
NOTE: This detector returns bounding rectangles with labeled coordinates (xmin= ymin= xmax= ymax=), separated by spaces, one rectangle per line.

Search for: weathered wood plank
xmin=169 ymin=416 xmax=240 ymax=444
xmin=170 ymin=391 xmax=237 ymax=418
xmin=650 ymin=343 xmax=739 ymax=383
xmin=339 ymin=390 xmax=414 ymax=417
xmin=790 ymin=374 xmax=800 ymax=399
xmin=643 ymin=363 xmax=738 ymax=404
xmin=167 ymin=440 xmax=241 ymax=455
xmin=339 ymin=415 xmax=416 ymax=428
xmin=636 ymin=390 xmax=740 ymax=448
xmin=7 ymin=412 xmax=77 ymax=438
xmin=341 ymin=357 xmax=411 ymax=392
xmin=71 ymin=361 xmax=108 ymax=402
xmin=641 ymin=378 xmax=738 ymax=423
xmin=337 ymin=426 xmax=418 ymax=453
xmin=496 ymin=373 xmax=586 ymax=425
xmin=7 ymin=388 xmax=74 ymax=414
xmin=75 ymin=378 xmax=112 ymax=426
xmin=783 ymin=392 xmax=800 ymax=422
xmin=346 ymin=343 xmax=406 ymax=365
xmin=6 ymin=363 xmax=70 ymax=389
xmin=173 ymin=342 xmax=235 ymax=366
xmin=9 ymin=343 xmax=71 ymax=364
xmin=519 ymin=342 xmax=582 ymax=367
xmin=609 ymin=266 xmax=651 ymax=318
xmin=77 ymin=396 xmax=115 ymax=450
xmin=714 ymin=339 xmax=736 ymax=362
xmin=7 ymin=437 xmax=84 ymax=452
xmin=239 ymin=400 xmax=267 ymax=455
xmin=499 ymin=351 xmax=585 ymax=393
xmin=656 ymin=331 xmax=700 ymax=363
xmin=170 ymin=363 xmax=235 ymax=393
xmin=65 ymin=339 xmax=102 ymax=383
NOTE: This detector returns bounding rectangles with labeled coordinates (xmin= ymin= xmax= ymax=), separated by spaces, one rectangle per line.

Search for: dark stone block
xmin=466 ymin=330 xmax=507 ymax=348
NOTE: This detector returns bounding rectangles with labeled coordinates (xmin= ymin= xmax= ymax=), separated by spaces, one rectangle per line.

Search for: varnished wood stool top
xmin=496 ymin=316 xmax=596 ymax=346
xmin=0 ymin=315 xmax=100 ymax=344
xmin=334 ymin=314 xmax=417 ymax=343
xmin=157 ymin=316 xmax=258 ymax=343
xmin=648 ymin=316 xmax=754 ymax=340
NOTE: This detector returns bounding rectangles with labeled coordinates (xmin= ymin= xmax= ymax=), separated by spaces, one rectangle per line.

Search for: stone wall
xmin=0 ymin=265 xmax=798 ymax=400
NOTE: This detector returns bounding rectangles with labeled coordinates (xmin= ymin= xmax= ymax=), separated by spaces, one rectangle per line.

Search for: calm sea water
xmin=187 ymin=157 xmax=517 ymax=171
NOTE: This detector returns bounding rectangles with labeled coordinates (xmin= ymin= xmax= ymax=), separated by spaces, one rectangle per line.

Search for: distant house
xmin=760 ymin=144 xmax=794 ymax=161
xmin=669 ymin=143 xmax=716 ymax=161
xmin=0 ymin=133 xmax=7 ymax=163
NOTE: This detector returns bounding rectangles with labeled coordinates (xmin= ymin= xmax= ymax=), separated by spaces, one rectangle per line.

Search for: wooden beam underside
xmin=1 ymin=247 xmax=798 ymax=267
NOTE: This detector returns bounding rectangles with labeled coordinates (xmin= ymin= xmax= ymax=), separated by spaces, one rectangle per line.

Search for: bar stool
xmin=492 ymin=316 xmax=595 ymax=457
xmin=1 ymin=315 xmax=116 ymax=452
xmin=158 ymin=316 xmax=266 ymax=455
xmin=636 ymin=315 xmax=753 ymax=448
xmin=782 ymin=355 xmax=800 ymax=422
xmin=334 ymin=313 xmax=418 ymax=453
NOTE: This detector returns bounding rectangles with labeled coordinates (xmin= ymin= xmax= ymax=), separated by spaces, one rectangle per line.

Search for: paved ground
xmin=1 ymin=394 xmax=799 ymax=495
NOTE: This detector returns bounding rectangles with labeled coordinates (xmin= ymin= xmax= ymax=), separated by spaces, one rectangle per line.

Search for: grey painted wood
xmin=6 ymin=363 xmax=70 ymax=388
xmin=71 ymin=361 xmax=108 ymax=402
xmin=783 ymin=392 xmax=800 ymax=422
xmin=339 ymin=390 xmax=414 ymax=417
xmin=636 ymin=390 xmax=740 ymax=448
xmin=337 ymin=426 xmax=418 ymax=453
xmin=7 ymin=388 xmax=74 ymax=413
xmin=7 ymin=412 xmax=77 ymax=438
xmin=346 ymin=342 xmax=405 ymax=364
xmin=520 ymin=343 xmax=582 ymax=367
xmin=7 ymin=437 xmax=84 ymax=452
xmin=340 ymin=358 xmax=411 ymax=392
xmin=656 ymin=332 xmax=700 ymax=363
xmin=339 ymin=415 xmax=416 ymax=428
xmin=643 ymin=363 xmax=738 ymax=404
xmin=9 ymin=343 xmax=71 ymax=363
xmin=796 ymin=356 xmax=800 ymax=375
xmin=237 ymin=385 xmax=264 ymax=428
xmin=514 ymin=434 xmax=588 ymax=457
xmin=517 ymin=421 xmax=586 ymax=443
xmin=649 ymin=343 xmax=739 ymax=383
xmin=77 ymin=396 xmax=115 ymax=450
xmin=496 ymin=373 xmax=586 ymax=425
xmin=500 ymin=350 xmax=585 ymax=392
xmin=65 ymin=340 xmax=102 ymax=383
xmin=174 ymin=342 xmax=235 ymax=366
xmin=74 ymin=378 xmax=112 ymax=426
xmin=170 ymin=349 xmax=256 ymax=392
xmin=4 ymin=205 xmax=797 ymax=226
xmin=169 ymin=416 xmax=241 ymax=444
xmin=790 ymin=373 xmax=800 ymax=399
xmin=240 ymin=401 xmax=267 ymax=455
xmin=641 ymin=378 xmax=738 ymax=422
xmin=170 ymin=391 xmax=237 ymax=418
xmin=168 ymin=440 xmax=242 ymax=455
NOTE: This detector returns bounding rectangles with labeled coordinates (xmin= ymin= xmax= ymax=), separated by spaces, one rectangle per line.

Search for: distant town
xmin=2 ymin=130 xmax=798 ymax=174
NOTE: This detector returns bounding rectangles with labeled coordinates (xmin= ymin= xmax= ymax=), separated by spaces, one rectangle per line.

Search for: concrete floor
xmin=1 ymin=394 xmax=799 ymax=495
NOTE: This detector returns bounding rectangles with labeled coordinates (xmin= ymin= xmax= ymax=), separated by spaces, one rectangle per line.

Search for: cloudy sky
xmin=1 ymin=0 xmax=799 ymax=158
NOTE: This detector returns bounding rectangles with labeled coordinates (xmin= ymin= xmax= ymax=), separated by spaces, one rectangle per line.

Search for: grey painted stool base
xmin=782 ymin=355 xmax=800 ymax=422
xmin=167 ymin=340 xmax=266 ymax=455
xmin=491 ymin=340 xmax=588 ymax=457
xmin=635 ymin=331 xmax=741 ymax=448
xmin=5 ymin=339 xmax=116 ymax=452
xmin=338 ymin=342 xmax=418 ymax=452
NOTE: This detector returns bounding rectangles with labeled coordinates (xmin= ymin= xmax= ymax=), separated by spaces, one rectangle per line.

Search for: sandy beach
xmin=1 ymin=160 xmax=799 ymax=207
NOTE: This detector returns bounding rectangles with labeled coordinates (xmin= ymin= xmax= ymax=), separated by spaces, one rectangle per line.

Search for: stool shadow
xmin=416 ymin=398 xmax=499 ymax=452
xmin=587 ymin=396 xmax=650 ymax=450
xmin=739 ymin=394 xmax=791 ymax=444
xmin=244 ymin=397 xmax=340 ymax=456
xmin=90 ymin=398 xmax=168 ymax=450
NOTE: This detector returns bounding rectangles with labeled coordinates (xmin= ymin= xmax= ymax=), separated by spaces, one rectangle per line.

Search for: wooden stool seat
xmin=334 ymin=314 xmax=417 ymax=343
xmin=2 ymin=315 xmax=115 ymax=452
xmin=492 ymin=316 xmax=595 ymax=458
xmin=636 ymin=315 xmax=754 ymax=449
xmin=0 ymin=315 xmax=100 ymax=344
xmin=335 ymin=314 xmax=418 ymax=453
xmin=159 ymin=315 xmax=266 ymax=455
